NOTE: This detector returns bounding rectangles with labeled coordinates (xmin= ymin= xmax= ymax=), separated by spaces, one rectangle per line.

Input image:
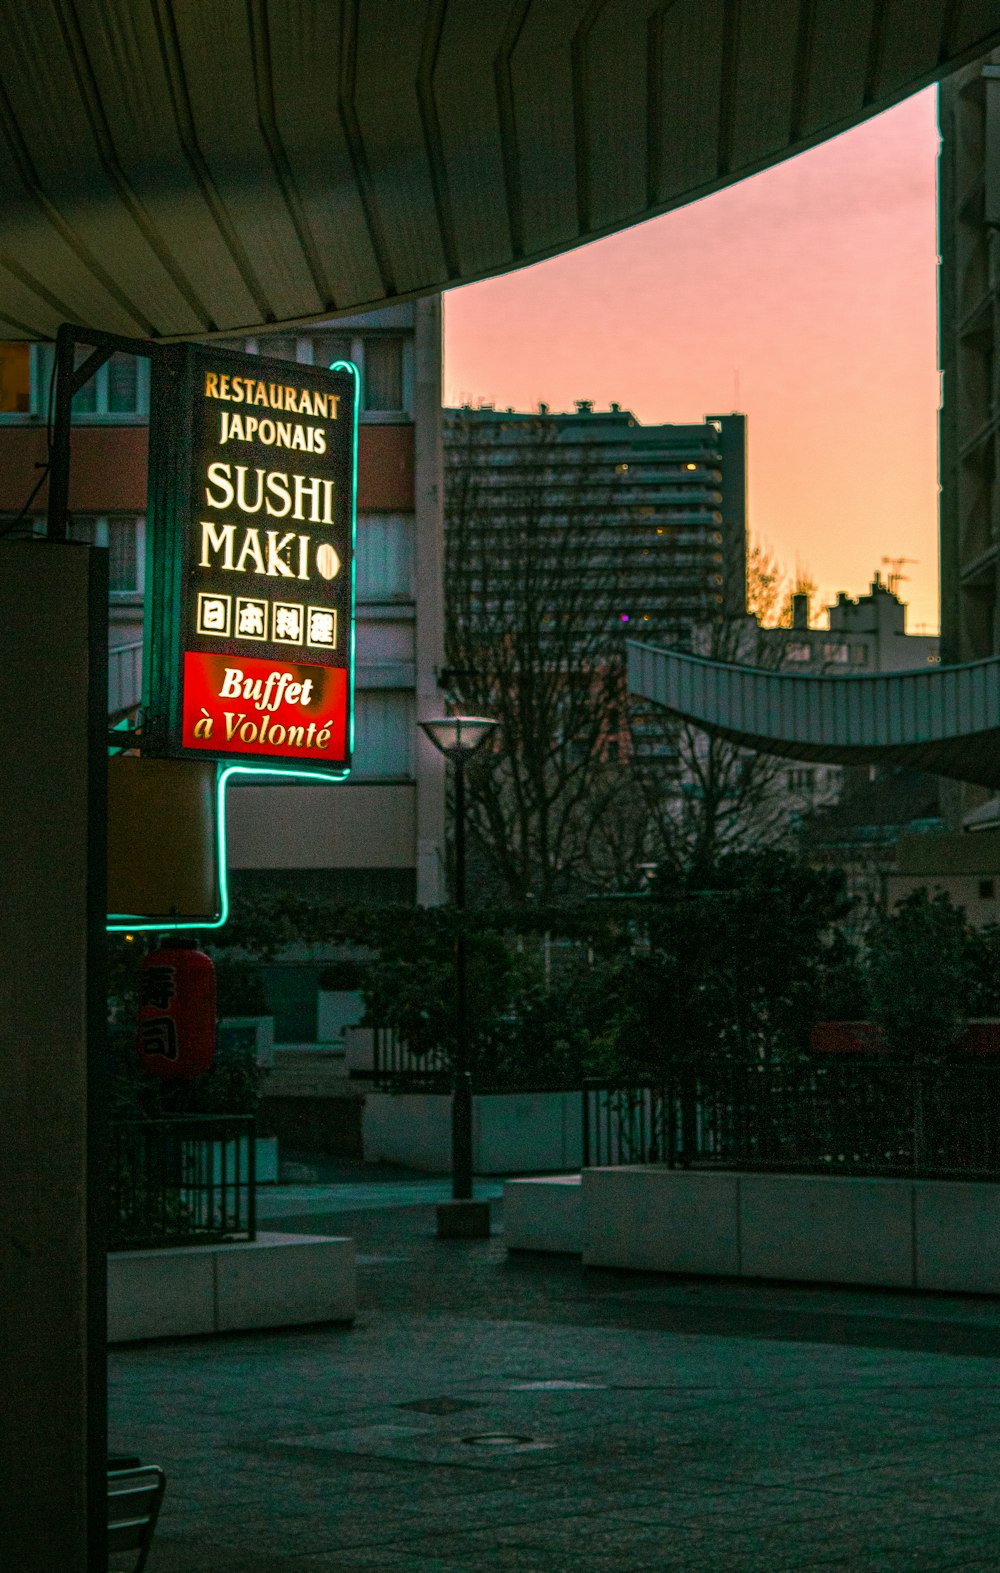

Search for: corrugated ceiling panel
xmin=795 ymin=677 xmax=811 ymax=741
xmin=729 ymin=0 xmax=802 ymax=170
xmin=952 ymin=1 xmax=1000 ymax=57
xmin=0 ymin=0 xmax=994 ymax=337
xmin=266 ymin=1 xmax=385 ymax=312
xmin=796 ymin=0 xmax=877 ymax=136
xmin=626 ymin=644 xmax=1000 ymax=785
xmin=930 ymin=664 xmax=947 ymax=736
xmin=0 ymin=5 xmax=165 ymax=335
xmin=22 ymin=0 xmax=210 ymax=337
xmin=433 ymin=1 xmax=516 ymax=277
xmin=0 ymin=256 xmax=69 ymax=339
xmin=871 ymin=0 xmax=947 ymax=101
xmin=353 ymin=0 xmax=449 ymax=296
xmin=579 ymin=0 xmax=651 ymax=233
xmin=510 ymin=0 xmax=591 ymax=256
xmin=171 ymin=0 xmax=320 ymax=324
xmin=761 ymin=668 xmax=779 ymax=737
xmin=652 ymin=0 xmax=727 ymax=201
xmin=73 ymin=0 xmax=261 ymax=332
xmin=0 ymin=26 xmax=154 ymax=332
xmin=902 ymin=670 xmax=919 ymax=744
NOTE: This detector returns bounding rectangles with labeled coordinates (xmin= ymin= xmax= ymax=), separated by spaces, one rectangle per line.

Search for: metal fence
xmin=582 ymin=1060 xmax=1000 ymax=1180
xmin=371 ymin=1027 xmax=452 ymax=1092
xmin=370 ymin=1026 xmax=581 ymax=1096
xmin=108 ymin=638 xmax=143 ymax=721
xmin=109 ymin=1115 xmax=256 ymax=1251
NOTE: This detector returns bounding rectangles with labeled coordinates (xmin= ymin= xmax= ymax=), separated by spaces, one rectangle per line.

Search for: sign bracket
xmin=46 ymin=323 xmax=165 ymax=543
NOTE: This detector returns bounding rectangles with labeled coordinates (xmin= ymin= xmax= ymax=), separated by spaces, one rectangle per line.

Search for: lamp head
xmin=419 ymin=715 xmax=498 ymax=759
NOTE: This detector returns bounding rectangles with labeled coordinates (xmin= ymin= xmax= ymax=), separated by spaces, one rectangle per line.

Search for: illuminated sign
xmin=144 ymin=344 xmax=357 ymax=775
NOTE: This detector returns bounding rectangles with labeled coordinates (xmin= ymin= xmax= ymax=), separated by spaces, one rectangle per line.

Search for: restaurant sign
xmin=143 ymin=343 xmax=357 ymax=775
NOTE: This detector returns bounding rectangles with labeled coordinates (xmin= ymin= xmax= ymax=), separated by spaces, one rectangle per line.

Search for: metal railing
xmin=109 ymin=1115 xmax=256 ymax=1251
xmin=582 ymin=1060 xmax=1000 ymax=1180
xmin=371 ymin=1027 xmax=452 ymax=1092
xmin=108 ymin=639 xmax=143 ymax=719
xmin=369 ymin=1025 xmax=584 ymax=1096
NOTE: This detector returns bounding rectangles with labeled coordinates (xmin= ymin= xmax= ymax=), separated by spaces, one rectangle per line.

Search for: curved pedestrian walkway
xmin=110 ymin=1162 xmax=1000 ymax=1572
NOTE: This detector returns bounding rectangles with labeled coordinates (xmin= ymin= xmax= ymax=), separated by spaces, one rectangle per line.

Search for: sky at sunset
xmin=443 ymin=88 xmax=941 ymax=635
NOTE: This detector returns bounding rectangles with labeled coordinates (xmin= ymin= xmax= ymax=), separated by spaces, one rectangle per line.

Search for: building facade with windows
xmin=774 ymin=576 xmax=940 ymax=675
xmin=0 ymin=300 xmax=446 ymax=922
xmin=446 ymin=402 xmax=747 ymax=624
xmin=444 ymin=402 xmax=747 ymax=774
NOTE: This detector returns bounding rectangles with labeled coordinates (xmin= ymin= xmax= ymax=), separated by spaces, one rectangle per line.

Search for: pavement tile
xmin=110 ymin=1174 xmax=1000 ymax=1573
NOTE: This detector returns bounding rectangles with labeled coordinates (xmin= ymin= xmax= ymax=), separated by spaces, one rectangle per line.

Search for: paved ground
xmin=110 ymin=1164 xmax=1000 ymax=1572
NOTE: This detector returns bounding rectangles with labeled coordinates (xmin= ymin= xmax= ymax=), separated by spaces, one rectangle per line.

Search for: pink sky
xmin=443 ymin=89 xmax=941 ymax=635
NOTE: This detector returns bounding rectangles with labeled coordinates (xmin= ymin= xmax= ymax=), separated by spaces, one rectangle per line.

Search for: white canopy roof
xmin=629 ymin=641 xmax=1000 ymax=790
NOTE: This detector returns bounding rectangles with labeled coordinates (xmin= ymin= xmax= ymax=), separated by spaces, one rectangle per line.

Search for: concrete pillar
xmin=413 ymin=294 xmax=446 ymax=906
xmin=0 ymin=540 xmax=107 ymax=1570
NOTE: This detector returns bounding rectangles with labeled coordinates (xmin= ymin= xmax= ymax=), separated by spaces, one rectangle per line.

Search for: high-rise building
xmin=445 ymin=401 xmax=747 ymax=630
xmin=444 ymin=403 xmax=747 ymax=771
xmin=939 ymin=48 xmax=1000 ymax=666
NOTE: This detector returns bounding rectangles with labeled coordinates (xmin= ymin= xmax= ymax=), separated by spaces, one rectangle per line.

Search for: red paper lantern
xmin=136 ymin=938 xmax=217 ymax=1079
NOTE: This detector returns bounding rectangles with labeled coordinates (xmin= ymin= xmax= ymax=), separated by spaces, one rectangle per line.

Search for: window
xmin=68 ymin=515 xmax=144 ymax=594
xmin=309 ymin=334 xmax=353 ymax=369
xmin=850 ymin=644 xmax=869 ymax=665
xmin=356 ymin=514 xmax=414 ymax=600
xmin=979 ymin=879 xmax=996 ymax=900
xmin=823 ymin=642 xmax=849 ymax=664
xmin=352 ymin=690 xmax=414 ymax=777
xmin=364 ymin=337 xmax=403 ymax=411
xmin=785 ymin=641 xmax=811 ymax=662
xmin=29 ymin=346 xmax=149 ymax=419
xmin=0 ymin=343 xmax=29 ymax=411
xmin=787 ymin=768 xmax=816 ymax=791
xmin=255 ymin=333 xmax=298 ymax=362
xmin=107 ymin=353 xmax=139 ymax=413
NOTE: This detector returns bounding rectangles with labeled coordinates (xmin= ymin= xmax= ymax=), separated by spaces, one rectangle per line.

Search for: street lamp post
xmin=419 ymin=715 xmax=498 ymax=1237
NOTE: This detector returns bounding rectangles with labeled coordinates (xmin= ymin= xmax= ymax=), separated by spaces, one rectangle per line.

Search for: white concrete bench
xmin=108 ymin=1232 xmax=355 ymax=1342
xmin=504 ymin=1168 xmax=1000 ymax=1294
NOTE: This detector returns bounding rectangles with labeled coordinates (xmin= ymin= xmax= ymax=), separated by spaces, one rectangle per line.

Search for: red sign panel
xmin=182 ymin=651 xmax=347 ymax=762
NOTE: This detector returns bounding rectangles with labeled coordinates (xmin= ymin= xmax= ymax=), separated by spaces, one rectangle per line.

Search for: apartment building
xmin=0 ymin=300 xmax=446 ymax=925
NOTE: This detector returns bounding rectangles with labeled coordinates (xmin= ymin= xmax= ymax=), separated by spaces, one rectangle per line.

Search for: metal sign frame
xmin=43 ymin=324 xmax=358 ymax=934
xmin=143 ymin=340 xmax=358 ymax=776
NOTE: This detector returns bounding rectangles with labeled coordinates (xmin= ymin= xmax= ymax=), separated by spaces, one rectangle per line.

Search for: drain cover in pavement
xmin=268 ymin=1424 xmax=556 ymax=1468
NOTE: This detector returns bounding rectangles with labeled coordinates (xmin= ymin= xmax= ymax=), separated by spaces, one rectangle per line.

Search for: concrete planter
xmin=108 ymin=1232 xmax=356 ymax=1342
xmin=362 ymin=1090 xmax=581 ymax=1175
xmin=344 ymin=1026 xmax=375 ymax=1075
xmin=218 ymin=1015 xmax=275 ymax=1069
xmin=503 ymin=1167 xmax=1000 ymax=1294
xmin=317 ymin=990 xmax=365 ymax=1044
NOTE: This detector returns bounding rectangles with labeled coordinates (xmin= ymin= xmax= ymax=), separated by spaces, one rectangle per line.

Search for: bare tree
xmin=446 ymin=430 xmax=805 ymax=898
xmin=617 ymin=564 xmax=803 ymax=882
xmin=654 ymin=618 xmax=792 ymax=880
xmin=444 ymin=416 xmax=633 ymax=902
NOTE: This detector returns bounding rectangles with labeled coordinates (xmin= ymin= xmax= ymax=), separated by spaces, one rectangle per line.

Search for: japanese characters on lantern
xmin=136 ymin=941 xmax=217 ymax=1080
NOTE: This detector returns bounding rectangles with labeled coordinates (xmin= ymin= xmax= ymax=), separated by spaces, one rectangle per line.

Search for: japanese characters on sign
xmin=144 ymin=344 xmax=357 ymax=773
